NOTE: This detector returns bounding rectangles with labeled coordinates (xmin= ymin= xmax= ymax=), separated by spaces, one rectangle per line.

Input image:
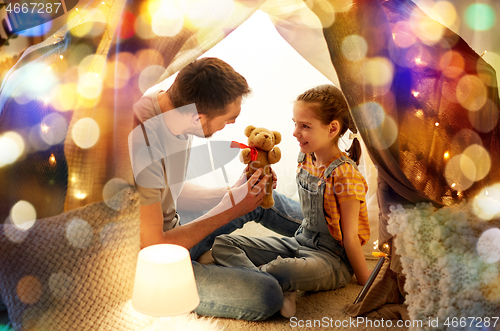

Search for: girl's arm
xmin=339 ymin=199 xmax=370 ymax=285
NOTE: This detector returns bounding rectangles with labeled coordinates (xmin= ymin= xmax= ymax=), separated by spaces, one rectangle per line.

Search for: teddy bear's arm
xmin=268 ymin=146 xmax=281 ymax=164
xmin=240 ymin=148 xmax=252 ymax=164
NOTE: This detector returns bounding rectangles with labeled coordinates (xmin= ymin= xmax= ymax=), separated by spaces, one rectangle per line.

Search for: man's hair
xmin=167 ymin=57 xmax=251 ymax=118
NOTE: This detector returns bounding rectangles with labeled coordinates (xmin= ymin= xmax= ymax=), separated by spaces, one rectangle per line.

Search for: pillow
xmin=388 ymin=202 xmax=500 ymax=326
xmin=0 ymin=188 xmax=156 ymax=331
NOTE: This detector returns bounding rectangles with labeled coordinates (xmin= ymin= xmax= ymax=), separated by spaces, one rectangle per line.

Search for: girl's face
xmin=292 ymin=101 xmax=338 ymax=157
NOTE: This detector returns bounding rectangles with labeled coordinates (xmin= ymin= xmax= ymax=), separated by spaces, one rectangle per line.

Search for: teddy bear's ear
xmin=273 ymin=131 xmax=282 ymax=145
xmin=244 ymin=125 xmax=256 ymax=137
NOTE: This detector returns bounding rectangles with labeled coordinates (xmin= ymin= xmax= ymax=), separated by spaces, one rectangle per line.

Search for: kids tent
xmin=0 ymin=0 xmax=499 ymax=329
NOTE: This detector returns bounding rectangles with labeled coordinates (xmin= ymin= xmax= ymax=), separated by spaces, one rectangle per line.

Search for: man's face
xmin=198 ymin=97 xmax=242 ymax=138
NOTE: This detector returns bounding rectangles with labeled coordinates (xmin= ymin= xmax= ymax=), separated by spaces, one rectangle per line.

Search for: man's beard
xmin=189 ymin=120 xmax=214 ymax=138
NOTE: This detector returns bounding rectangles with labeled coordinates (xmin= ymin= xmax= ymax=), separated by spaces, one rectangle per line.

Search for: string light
xmin=435 ymin=122 xmax=440 ymax=126
xmin=49 ymin=154 xmax=56 ymax=165
xmin=480 ymin=50 xmax=487 ymax=57
xmin=444 ymin=151 xmax=450 ymax=159
xmin=41 ymin=124 xmax=49 ymax=133
xmin=75 ymin=191 xmax=87 ymax=199
xmin=412 ymin=91 xmax=420 ymax=97
xmin=60 ymin=55 xmax=64 ymax=60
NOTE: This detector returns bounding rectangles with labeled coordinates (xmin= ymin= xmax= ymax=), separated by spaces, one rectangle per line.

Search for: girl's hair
xmin=296 ymin=84 xmax=362 ymax=165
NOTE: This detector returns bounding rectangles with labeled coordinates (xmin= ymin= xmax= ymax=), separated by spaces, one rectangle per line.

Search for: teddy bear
xmin=240 ymin=125 xmax=281 ymax=209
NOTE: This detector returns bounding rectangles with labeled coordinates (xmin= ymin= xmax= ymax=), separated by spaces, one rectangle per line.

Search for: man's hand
xmin=220 ymin=168 xmax=269 ymax=218
xmin=243 ymin=164 xmax=277 ymax=189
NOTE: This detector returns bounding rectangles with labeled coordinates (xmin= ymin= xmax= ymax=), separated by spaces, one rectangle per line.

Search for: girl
xmin=211 ymin=84 xmax=370 ymax=317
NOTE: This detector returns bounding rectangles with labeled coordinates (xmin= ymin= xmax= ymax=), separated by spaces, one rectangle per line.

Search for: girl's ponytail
xmin=346 ymin=129 xmax=362 ymax=166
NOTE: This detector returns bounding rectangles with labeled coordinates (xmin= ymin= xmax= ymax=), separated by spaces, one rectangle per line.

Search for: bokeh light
xmin=439 ymin=50 xmax=465 ymax=79
xmin=341 ymin=34 xmax=368 ymax=62
xmin=112 ymin=52 xmax=138 ymax=76
xmin=458 ymin=153 xmax=476 ymax=183
xmin=462 ymin=144 xmax=491 ymax=182
xmin=392 ymin=21 xmax=417 ymax=48
xmin=29 ymin=124 xmax=51 ymax=152
xmin=139 ymin=65 xmax=165 ymax=93
xmin=450 ymin=129 xmax=483 ymax=154
xmin=482 ymin=51 xmax=500 ymax=88
xmin=50 ymin=83 xmax=78 ymax=112
xmin=299 ymin=4 xmax=326 ymax=29
xmin=66 ymin=218 xmax=93 ymax=249
xmin=73 ymin=8 xmax=107 ymax=37
xmin=71 ymin=117 xmax=100 ymax=149
xmin=372 ymin=115 xmax=398 ymax=151
xmin=468 ymin=98 xmax=499 ymax=133
xmin=356 ymin=102 xmax=385 ymax=130
xmin=477 ymin=228 xmax=500 ymax=264
xmin=118 ymin=11 xmax=136 ymax=39
xmin=49 ymin=272 xmax=74 ymax=299
xmin=465 ymin=3 xmax=496 ymax=31
xmin=40 ymin=113 xmax=68 ymax=146
xmin=456 ymin=75 xmax=487 ymax=112
xmin=135 ymin=13 xmax=155 ymax=39
xmin=78 ymin=54 xmax=107 ymax=77
xmin=0 ymin=131 xmax=25 ymax=167
xmin=152 ymin=5 xmax=184 ymax=37
xmin=432 ymin=1 xmax=457 ymax=29
xmin=78 ymin=72 xmax=103 ymax=100
xmin=410 ymin=6 xmax=445 ymax=44
xmin=10 ymin=200 xmax=37 ymax=230
xmin=473 ymin=184 xmax=500 ymax=221
xmin=12 ymin=63 xmax=58 ymax=104
xmin=181 ymin=0 xmax=235 ymax=29
xmin=362 ymin=57 xmax=394 ymax=88
xmin=16 ymin=276 xmax=42 ymax=305
xmin=103 ymin=178 xmax=130 ymax=210
xmin=310 ymin=0 xmax=335 ymax=28
xmin=444 ymin=155 xmax=474 ymax=191
xmin=104 ymin=60 xmax=131 ymax=89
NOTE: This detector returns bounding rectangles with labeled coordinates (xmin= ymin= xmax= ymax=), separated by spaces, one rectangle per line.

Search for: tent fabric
xmin=1 ymin=0 xmax=499 ymax=322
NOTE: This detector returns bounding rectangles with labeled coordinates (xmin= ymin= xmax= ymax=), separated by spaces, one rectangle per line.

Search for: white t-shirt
xmin=131 ymin=90 xmax=193 ymax=230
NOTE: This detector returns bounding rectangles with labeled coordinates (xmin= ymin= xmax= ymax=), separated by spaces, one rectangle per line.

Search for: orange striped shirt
xmin=300 ymin=153 xmax=370 ymax=246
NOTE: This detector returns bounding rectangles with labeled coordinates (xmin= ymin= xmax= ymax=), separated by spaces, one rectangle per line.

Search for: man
xmin=130 ymin=57 xmax=303 ymax=320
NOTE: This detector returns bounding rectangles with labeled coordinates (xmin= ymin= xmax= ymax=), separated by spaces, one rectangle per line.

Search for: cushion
xmin=0 ymin=188 xmax=156 ymax=331
xmin=388 ymin=202 xmax=500 ymax=325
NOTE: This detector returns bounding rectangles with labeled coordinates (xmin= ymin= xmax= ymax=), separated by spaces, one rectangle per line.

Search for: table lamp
xmin=131 ymin=244 xmax=200 ymax=328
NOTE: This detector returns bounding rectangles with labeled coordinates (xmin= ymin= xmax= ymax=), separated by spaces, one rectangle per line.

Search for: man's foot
xmin=280 ymin=291 xmax=297 ymax=318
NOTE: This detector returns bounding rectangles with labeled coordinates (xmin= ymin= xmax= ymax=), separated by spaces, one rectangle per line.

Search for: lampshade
xmin=131 ymin=244 xmax=200 ymax=317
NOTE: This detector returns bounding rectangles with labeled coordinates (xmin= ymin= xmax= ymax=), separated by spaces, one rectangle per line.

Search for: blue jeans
xmin=192 ymin=262 xmax=284 ymax=320
xmin=178 ymin=191 xmax=303 ymax=320
xmin=179 ymin=191 xmax=303 ymax=261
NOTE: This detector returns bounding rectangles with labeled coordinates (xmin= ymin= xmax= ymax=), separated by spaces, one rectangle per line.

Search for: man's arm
xmin=177 ymin=182 xmax=226 ymax=212
xmin=140 ymin=169 xmax=269 ymax=250
xmin=339 ymin=199 xmax=370 ymax=286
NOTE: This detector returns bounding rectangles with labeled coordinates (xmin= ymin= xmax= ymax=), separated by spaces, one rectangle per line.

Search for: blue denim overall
xmin=212 ymin=153 xmax=355 ymax=292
